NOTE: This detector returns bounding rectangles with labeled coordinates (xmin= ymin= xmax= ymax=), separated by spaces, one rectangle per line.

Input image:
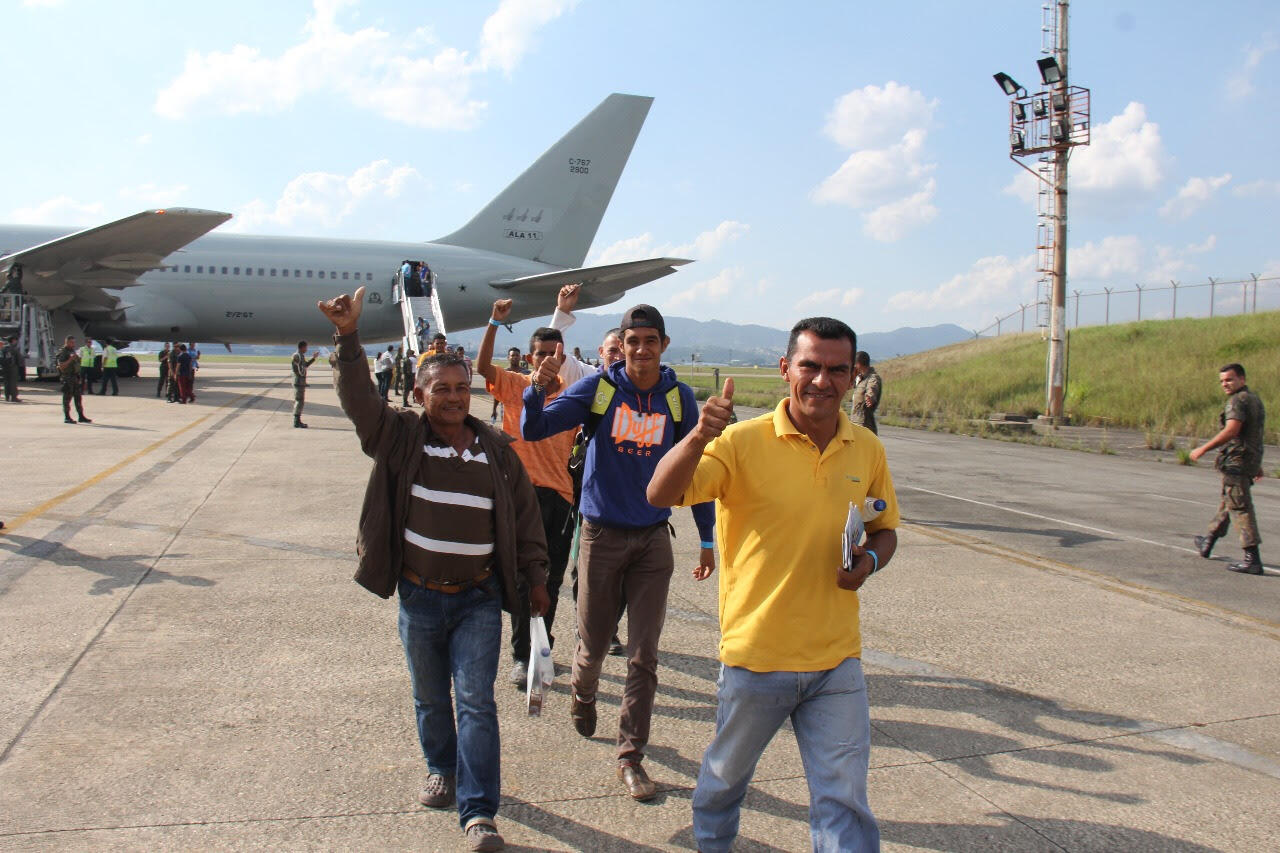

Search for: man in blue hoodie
xmin=522 ymin=303 xmax=715 ymax=801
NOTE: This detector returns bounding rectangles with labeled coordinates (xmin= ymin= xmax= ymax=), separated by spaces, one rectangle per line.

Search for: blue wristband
xmin=866 ymin=549 xmax=879 ymax=573
xmin=700 ymin=540 xmax=714 ymax=549
xmin=488 ymin=318 xmax=501 ymax=327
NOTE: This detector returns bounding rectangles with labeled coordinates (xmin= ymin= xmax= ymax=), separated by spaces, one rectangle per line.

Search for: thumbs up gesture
xmin=694 ymin=377 xmax=735 ymax=443
xmin=532 ymin=341 xmax=564 ymax=389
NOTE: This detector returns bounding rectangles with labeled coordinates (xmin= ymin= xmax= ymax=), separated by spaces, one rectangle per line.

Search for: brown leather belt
xmin=401 ymin=567 xmax=491 ymax=594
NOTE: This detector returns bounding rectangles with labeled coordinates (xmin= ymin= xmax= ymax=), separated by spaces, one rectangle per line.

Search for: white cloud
xmin=135 ymin=133 xmax=152 ymax=145
xmin=1226 ymin=34 xmax=1277 ymax=100
xmin=155 ymin=0 xmax=575 ymax=129
xmin=587 ymin=220 xmax=749 ymax=266
xmin=886 ymin=254 xmax=1036 ymax=313
xmin=793 ymin=287 xmax=865 ymax=312
xmin=812 ymin=129 xmax=934 ymax=209
xmin=118 ymin=183 xmax=192 ymax=207
xmin=813 ymin=82 xmax=939 ymax=242
xmin=1069 ymin=235 xmax=1144 ymax=279
xmin=10 ymin=196 xmax=106 ymax=225
xmin=479 ymin=0 xmax=579 ymax=73
xmin=1070 ymin=102 xmax=1167 ymax=196
xmin=667 ymin=267 xmax=743 ymax=308
xmin=863 ymin=179 xmax=938 ymax=242
xmin=226 ymin=159 xmax=422 ymax=232
xmin=1233 ymin=179 xmax=1280 ymax=198
xmin=1159 ymin=174 xmax=1231 ymax=220
xmin=822 ymin=81 xmax=938 ymax=150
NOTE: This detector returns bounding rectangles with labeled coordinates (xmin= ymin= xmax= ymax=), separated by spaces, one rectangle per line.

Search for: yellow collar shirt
xmin=678 ymin=399 xmax=899 ymax=672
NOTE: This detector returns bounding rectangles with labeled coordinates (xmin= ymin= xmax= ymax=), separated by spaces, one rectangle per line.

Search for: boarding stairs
xmin=392 ymin=269 xmax=446 ymax=356
xmin=0 ymin=294 xmax=64 ymax=377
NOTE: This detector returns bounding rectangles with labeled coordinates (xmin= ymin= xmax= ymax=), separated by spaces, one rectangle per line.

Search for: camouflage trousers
xmin=292 ymin=383 xmax=305 ymax=421
xmin=851 ymin=407 xmax=878 ymax=435
xmin=1208 ymin=473 xmax=1261 ymax=548
xmin=61 ymin=378 xmax=86 ymax=419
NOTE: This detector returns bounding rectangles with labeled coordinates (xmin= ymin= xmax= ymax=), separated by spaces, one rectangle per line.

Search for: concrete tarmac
xmin=1 ymin=362 xmax=1277 ymax=852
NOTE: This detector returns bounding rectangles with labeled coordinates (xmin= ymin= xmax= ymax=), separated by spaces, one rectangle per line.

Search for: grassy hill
xmin=876 ymin=311 xmax=1278 ymax=444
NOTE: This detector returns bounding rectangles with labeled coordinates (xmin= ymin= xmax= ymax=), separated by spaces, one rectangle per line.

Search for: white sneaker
xmin=509 ymin=660 xmax=527 ymax=685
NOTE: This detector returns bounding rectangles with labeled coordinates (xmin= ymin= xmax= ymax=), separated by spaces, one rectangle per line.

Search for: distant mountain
xmin=447 ymin=314 xmax=971 ymax=365
xmin=154 ymin=319 xmax=970 ymax=363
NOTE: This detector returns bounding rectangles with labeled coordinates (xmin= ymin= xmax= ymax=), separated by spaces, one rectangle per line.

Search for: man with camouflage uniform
xmin=1 ymin=334 xmax=22 ymax=402
xmin=56 ymin=335 xmax=90 ymax=424
xmin=1191 ymin=362 xmax=1266 ymax=575
xmin=291 ymin=340 xmax=318 ymax=428
xmin=849 ymin=350 xmax=882 ymax=435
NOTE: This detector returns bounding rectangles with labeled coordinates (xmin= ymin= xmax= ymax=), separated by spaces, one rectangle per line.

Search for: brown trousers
xmin=1209 ymin=473 xmax=1261 ymax=548
xmin=574 ymin=520 xmax=674 ymax=764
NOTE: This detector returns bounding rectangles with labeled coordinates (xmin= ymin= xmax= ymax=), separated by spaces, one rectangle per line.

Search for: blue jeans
xmin=693 ymin=657 xmax=878 ymax=853
xmin=398 ymin=574 xmax=502 ymax=829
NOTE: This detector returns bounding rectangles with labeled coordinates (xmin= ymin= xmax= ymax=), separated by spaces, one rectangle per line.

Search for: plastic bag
xmin=526 ymin=616 xmax=555 ymax=716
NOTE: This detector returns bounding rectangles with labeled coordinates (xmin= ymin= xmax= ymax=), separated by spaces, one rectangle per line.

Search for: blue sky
xmin=3 ymin=0 xmax=1278 ymax=332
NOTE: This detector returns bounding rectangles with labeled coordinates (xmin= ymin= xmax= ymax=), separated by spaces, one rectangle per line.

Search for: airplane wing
xmin=1 ymin=208 xmax=231 ymax=314
xmin=490 ymin=257 xmax=691 ymax=307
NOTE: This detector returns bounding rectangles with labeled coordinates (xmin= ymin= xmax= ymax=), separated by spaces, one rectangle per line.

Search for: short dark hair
xmin=432 ymin=333 xmax=447 ymax=343
xmin=297 ymin=340 xmax=307 ymax=349
xmin=602 ymin=327 xmax=621 ymax=343
xmin=507 ymin=346 xmax=522 ymax=356
xmin=415 ymin=353 xmax=467 ymax=386
xmin=786 ymin=317 xmax=857 ymax=361
xmin=1220 ymin=363 xmax=1246 ymax=379
xmin=855 ymin=350 xmax=871 ymax=367
xmin=529 ymin=326 xmax=563 ymax=352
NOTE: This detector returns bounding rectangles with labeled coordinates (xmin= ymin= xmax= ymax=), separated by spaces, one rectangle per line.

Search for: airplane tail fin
xmin=435 ymin=93 xmax=653 ymax=269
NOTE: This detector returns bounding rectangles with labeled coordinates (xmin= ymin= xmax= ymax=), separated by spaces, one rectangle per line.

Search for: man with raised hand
xmin=521 ymin=303 xmax=715 ymax=801
xmin=476 ymin=297 xmax=578 ymax=688
xmin=319 ymin=285 xmax=550 ymax=853
xmin=648 ymin=316 xmax=899 ymax=853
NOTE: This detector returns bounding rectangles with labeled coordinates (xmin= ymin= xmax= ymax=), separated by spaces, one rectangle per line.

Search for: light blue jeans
xmin=398 ymin=574 xmax=502 ymax=829
xmin=692 ymin=657 xmax=879 ymax=852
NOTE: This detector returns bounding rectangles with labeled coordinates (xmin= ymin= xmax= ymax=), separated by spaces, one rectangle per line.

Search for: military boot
xmin=1227 ymin=547 xmax=1263 ymax=575
xmin=1193 ymin=535 xmax=1219 ymax=559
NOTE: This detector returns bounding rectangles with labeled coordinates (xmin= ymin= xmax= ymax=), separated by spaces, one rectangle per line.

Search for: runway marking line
xmin=0 ymin=391 xmax=265 ymax=537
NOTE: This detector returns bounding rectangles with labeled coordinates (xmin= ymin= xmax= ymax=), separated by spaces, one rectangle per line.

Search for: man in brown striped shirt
xmin=321 ymin=286 xmax=549 ymax=853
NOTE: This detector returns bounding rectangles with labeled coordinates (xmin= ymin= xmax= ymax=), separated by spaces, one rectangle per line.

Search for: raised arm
xmin=475 ymin=298 xmax=512 ymax=385
xmin=648 ymin=379 xmax=734 ymax=508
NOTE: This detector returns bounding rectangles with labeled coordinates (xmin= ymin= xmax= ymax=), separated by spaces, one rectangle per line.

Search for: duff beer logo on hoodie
xmin=611 ymin=403 xmax=667 ymax=454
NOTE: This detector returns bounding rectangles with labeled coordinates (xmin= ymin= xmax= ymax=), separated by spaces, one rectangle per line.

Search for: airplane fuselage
xmin=0 ymin=225 xmax=604 ymax=345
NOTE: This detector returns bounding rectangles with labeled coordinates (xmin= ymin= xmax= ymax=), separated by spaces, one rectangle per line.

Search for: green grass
xmin=876 ymin=312 xmax=1279 ymax=444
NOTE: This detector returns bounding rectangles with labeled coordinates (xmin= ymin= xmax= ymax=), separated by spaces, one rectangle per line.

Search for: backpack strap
xmin=585 ymin=374 xmax=617 ymax=438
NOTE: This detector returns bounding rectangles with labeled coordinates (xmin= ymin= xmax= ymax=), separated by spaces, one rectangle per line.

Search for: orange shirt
xmin=488 ymin=370 xmax=577 ymax=504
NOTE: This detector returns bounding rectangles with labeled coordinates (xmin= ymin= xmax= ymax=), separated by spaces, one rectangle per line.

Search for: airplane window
xmin=234 ymin=267 xmax=241 ymax=275
xmin=295 ymin=270 xmax=301 ymax=277
xmin=184 ymin=265 xmax=191 ymax=273
xmin=307 ymin=270 xmax=313 ymax=278
xmin=366 ymin=273 xmax=373 ymax=281
xmin=221 ymin=267 xmax=228 ymax=275
xmin=258 ymin=268 xmax=264 ymax=276
xmin=331 ymin=271 xmax=337 ymax=279
xmin=270 ymin=269 xmax=277 ymax=277
xmin=318 ymin=271 xmax=325 ymax=279
xmin=245 ymin=268 xmax=252 ymax=276
xmin=197 ymin=266 xmax=203 ymax=273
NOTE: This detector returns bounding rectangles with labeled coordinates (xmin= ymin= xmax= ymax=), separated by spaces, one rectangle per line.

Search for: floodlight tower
xmin=993 ymin=0 xmax=1090 ymax=421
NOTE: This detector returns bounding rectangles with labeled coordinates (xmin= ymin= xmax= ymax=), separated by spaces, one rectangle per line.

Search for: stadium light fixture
xmin=993 ymin=72 xmax=1023 ymax=96
xmin=1037 ymin=56 xmax=1063 ymax=84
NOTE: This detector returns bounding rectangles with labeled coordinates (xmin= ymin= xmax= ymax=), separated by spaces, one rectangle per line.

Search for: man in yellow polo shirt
xmin=648 ymin=316 xmax=897 ymax=853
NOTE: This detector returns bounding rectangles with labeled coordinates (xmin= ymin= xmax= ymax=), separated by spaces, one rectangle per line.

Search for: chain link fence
xmin=975 ymin=275 xmax=1279 ymax=337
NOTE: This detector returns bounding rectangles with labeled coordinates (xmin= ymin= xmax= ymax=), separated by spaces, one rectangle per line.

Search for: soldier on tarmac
xmin=55 ymin=335 xmax=91 ymax=424
xmin=849 ymin=350 xmax=882 ymax=434
xmin=1191 ymin=362 xmax=1266 ymax=575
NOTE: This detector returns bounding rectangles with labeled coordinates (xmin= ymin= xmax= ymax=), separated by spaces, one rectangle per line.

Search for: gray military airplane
xmin=0 ymin=93 xmax=688 ymax=375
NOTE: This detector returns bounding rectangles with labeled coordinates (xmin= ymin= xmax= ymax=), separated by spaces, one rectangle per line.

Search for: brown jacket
xmin=334 ymin=331 xmax=548 ymax=610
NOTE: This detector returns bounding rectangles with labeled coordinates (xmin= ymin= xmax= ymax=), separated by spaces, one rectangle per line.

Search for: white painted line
xmin=901 ymin=484 xmax=1201 ymax=555
xmin=1145 ymin=493 xmax=1208 ymax=507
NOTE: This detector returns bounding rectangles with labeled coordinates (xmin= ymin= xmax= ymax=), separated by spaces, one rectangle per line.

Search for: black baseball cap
xmin=619 ymin=304 xmax=666 ymax=339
